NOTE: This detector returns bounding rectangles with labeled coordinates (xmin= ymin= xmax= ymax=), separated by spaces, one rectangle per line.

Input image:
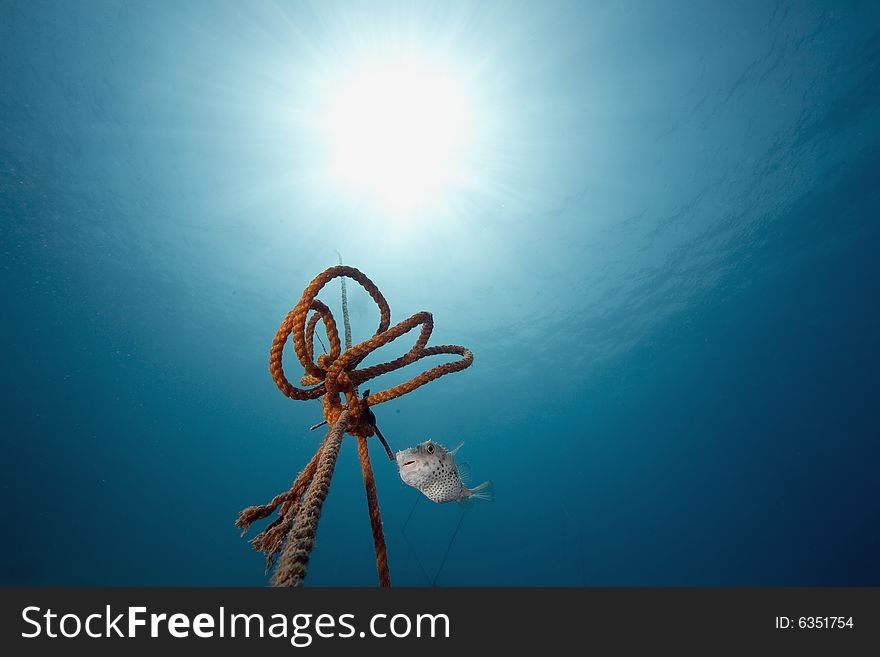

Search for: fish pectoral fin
xmin=456 ymin=461 xmax=472 ymax=483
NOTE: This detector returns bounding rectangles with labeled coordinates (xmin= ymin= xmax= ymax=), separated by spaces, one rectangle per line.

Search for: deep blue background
xmin=1 ymin=0 xmax=878 ymax=585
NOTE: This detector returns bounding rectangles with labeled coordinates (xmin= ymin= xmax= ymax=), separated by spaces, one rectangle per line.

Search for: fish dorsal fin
xmin=456 ymin=461 xmax=471 ymax=483
xmin=449 ymin=441 xmax=464 ymax=456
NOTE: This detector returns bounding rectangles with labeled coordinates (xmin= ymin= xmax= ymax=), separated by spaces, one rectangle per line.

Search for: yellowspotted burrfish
xmin=395 ymin=440 xmax=494 ymax=505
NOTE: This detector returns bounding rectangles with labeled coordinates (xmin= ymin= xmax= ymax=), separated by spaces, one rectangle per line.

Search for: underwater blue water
xmin=1 ymin=0 xmax=879 ymax=586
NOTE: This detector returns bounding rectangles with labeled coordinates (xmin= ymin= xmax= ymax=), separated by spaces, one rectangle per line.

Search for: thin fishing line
xmin=400 ymin=494 xmax=432 ymax=584
xmin=432 ymin=509 xmax=467 ymax=587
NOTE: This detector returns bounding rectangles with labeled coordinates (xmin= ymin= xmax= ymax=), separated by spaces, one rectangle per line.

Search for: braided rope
xmin=237 ymin=265 xmax=473 ymax=587
xmin=271 ymin=410 xmax=349 ymax=587
xmin=357 ymin=436 xmax=390 ymax=587
xmin=337 ymin=252 xmax=353 ymax=352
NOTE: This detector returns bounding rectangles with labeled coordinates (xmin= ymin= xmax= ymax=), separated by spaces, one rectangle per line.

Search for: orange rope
xmin=237 ymin=265 xmax=473 ymax=587
xmin=272 ymin=410 xmax=349 ymax=588
xmin=357 ymin=435 xmax=390 ymax=587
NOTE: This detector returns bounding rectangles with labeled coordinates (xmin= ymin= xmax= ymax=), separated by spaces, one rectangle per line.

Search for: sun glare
xmin=323 ymin=57 xmax=472 ymax=215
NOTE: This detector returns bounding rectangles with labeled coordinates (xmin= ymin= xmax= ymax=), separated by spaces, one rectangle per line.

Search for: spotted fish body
xmin=395 ymin=440 xmax=494 ymax=505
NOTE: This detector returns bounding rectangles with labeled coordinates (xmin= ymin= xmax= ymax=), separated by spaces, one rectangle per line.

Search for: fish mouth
xmin=399 ymin=459 xmax=416 ymax=470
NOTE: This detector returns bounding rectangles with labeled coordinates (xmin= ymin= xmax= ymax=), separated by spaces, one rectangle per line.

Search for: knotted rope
xmin=236 ymin=265 xmax=473 ymax=587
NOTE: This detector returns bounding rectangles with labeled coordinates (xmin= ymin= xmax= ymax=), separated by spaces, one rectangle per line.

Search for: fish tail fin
xmin=467 ymin=480 xmax=495 ymax=502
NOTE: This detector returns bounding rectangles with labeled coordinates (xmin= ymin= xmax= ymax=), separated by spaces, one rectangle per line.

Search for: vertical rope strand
xmin=357 ymin=436 xmax=391 ymax=587
xmin=336 ymin=251 xmax=353 ymax=351
xmin=272 ymin=410 xmax=350 ymax=587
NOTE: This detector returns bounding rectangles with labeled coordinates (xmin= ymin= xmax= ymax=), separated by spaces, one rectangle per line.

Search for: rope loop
xmin=269 ymin=265 xmax=473 ymax=436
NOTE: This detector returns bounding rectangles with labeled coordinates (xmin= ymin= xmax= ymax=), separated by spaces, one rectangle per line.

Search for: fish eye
xmin=426 ymin=443 xmax=434 ymax=454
